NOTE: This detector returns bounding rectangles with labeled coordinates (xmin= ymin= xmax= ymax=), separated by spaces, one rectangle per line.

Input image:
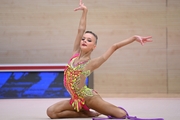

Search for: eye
xmin=82 ymin=38 xmax=85 ymax=41
xmin=88 ymin=39 xmax=91 ymax=42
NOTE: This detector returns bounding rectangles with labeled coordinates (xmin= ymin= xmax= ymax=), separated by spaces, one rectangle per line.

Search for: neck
xmin=79 ymin=50 xmax=91 ymax=60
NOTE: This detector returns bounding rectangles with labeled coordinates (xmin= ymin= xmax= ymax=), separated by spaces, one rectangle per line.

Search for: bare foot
xmin=83 ymin=110 xmax=101 ymax=117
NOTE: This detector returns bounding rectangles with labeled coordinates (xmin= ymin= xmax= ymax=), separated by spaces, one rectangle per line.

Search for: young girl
xmin=47 ymin=0 xmax=152 ymax=119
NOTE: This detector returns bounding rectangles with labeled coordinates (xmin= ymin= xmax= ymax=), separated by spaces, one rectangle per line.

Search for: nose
xmin=84 ymin=39 xmax=87 ymax=43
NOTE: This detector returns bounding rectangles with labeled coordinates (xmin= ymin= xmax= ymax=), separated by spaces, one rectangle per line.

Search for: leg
xmin=85 ymin=95 xmax=127 ymax=118
xmin=46 ymin=99 xmax=99 ymax=119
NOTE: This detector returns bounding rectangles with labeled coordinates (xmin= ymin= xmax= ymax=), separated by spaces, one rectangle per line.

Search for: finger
xmin=74 ymin=7 xmax=81 ymax=11
xmin=79 ymin=0 xmax=82 ymax=5
xmin=74 ymin=8 xmax=78 ymax=11
xmin=143 ymin=36 xmax=152 ymax=39
xmin=74 ymin=8 xmax=80 ymax=11
xmin=140 ymin=40 xmax=144 ymax=46
xmin=144 ymin=39 xmax=153 ymax=42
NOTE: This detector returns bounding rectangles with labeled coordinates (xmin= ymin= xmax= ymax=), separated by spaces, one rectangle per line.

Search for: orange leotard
xmin=64 ymin=53 xmax=94 ymax=112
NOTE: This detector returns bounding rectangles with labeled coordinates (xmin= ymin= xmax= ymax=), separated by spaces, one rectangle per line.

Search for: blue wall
xmin=0 ymin=72 xmax=89 ymax=98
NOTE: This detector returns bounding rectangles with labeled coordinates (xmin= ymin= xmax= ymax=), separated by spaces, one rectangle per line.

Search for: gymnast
xmin=46 ymin=0 xmax=152 ymax=119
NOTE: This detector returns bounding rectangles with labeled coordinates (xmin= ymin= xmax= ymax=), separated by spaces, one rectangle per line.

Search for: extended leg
xmin=85 ymin=95 xmax=127 ymax=118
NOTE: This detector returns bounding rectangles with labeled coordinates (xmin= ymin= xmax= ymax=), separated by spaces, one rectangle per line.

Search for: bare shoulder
xmin=85 ymin=56 xmax=104 ymax=71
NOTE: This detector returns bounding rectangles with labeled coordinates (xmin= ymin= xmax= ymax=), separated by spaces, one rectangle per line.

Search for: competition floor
xmin=1 ymin=96 xmax=180 ymax=120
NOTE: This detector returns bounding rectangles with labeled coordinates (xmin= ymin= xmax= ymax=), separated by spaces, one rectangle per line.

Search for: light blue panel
xmin=0 ymin=73 xmax=12 ymax=88
xmin=23 ymin=73 xmax=58 ymax=95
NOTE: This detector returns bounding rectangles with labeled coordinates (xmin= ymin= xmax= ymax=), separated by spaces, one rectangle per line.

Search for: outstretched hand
xmin=74 ymin=0 xmax=87 ymax=11
xmin=135 ymin=35 xmax=152 ymax=46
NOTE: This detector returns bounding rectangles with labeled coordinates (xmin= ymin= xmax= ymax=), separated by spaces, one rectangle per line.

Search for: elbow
xmin=78 ymin=28 xmax=85 ymax=33
xmin=112 ymin=44 xmax=119 ymax=51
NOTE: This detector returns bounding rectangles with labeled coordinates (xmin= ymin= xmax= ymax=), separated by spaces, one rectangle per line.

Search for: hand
xmin=74 ymin=0 xmax=87 ymax=11
xmin=134 ymin=35 xmax=152 ymax=46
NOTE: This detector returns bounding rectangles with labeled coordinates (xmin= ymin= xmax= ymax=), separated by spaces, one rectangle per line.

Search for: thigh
xmin=85 ymin=95 xmax=126 ymax=118
xmin=47 ymin=99 xmax=99 ymax=118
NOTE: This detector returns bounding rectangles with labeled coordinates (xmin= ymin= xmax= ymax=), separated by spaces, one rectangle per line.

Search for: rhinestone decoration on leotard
xmin=64 ymin=54 xmax=93 ymax=112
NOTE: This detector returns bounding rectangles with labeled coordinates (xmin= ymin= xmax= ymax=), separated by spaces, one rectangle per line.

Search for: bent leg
xmin=46 ymin=99 xmax=99 ymax=119
xmin=85 ymin=95 xmax=127 ymax=118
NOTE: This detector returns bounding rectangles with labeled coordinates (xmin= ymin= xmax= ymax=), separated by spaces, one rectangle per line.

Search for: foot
xmin=83 ymin=110 xmax=101 ymax=117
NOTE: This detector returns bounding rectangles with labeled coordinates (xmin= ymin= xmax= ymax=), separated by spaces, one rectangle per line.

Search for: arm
xmin=73 ymin=0 xmax=88 ymax=55
xmin=88 ymin=35 xmax=152 ymax=71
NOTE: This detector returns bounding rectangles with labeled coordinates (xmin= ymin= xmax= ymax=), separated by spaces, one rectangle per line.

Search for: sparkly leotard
xmin=64 ymin=53 xmax=94 ymax=112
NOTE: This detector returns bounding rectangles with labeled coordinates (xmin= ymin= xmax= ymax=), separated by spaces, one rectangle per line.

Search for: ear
xmin=93 ymin=44 xmax=96 ymax=50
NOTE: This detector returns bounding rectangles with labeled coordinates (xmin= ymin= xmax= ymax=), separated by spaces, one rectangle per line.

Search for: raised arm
xmin=73 ymin=0 xmax=88 ymax=55
xmin=88 ymin=35 xmax=152 ymax=71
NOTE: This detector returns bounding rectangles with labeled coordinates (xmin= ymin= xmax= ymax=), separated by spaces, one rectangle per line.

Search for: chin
xmin=80 ymin=48 xmax=90 ymax=52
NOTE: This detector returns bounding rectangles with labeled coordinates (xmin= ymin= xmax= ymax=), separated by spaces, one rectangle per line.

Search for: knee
xmin=121 ymin=110 xmax=127 ymax=118
xmin=119 ymin=110 xmax=127 ymax=118
xmin=46 ymin=107 xmax=57 ymax=119
xmin=114 ymin=108 xmax=127 ymax=118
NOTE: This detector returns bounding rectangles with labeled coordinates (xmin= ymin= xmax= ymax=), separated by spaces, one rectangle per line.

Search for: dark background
xmin=0 ymin=72 xmax=89 ymax=98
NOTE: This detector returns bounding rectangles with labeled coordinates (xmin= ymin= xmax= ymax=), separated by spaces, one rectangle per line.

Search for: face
xmin=80 ymin=33 xmax=96 ymax=52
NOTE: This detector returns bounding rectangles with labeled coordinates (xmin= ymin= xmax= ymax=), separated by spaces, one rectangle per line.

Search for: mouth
xmin=82 ymin=43 xmax=87 ymax=46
